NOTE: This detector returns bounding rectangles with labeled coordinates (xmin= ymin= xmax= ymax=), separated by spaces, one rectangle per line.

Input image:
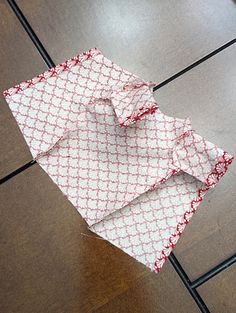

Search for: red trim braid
xmin=153 ymin=151 xmax=233 ymax=272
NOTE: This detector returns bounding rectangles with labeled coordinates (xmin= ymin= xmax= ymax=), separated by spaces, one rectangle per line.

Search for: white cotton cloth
xmin=3 ymin=48 xmax=233 ymax=272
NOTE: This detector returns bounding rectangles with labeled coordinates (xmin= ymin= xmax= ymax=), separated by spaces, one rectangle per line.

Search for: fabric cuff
xmin=172 ymin=131 xmax=233 ymax=187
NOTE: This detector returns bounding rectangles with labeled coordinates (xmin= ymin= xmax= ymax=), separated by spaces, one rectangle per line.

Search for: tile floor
xmin=0 ymin=1 xmax=235 ymax=312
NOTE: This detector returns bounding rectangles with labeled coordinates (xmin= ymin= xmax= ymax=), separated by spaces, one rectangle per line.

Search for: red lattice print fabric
xmin=3 ymin=47 xmax=233 ymax=273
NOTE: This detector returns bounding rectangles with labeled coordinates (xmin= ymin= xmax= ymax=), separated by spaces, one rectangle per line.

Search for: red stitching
xmin=153 ymin=151 xmax=233 ymax=272
xmin=3 ymin=47 xmax=101 ymax=97
xmin=120 ymin=104 xmax=158 ymax=127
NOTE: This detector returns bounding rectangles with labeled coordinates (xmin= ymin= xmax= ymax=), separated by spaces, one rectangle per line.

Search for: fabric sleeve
xmin=88 ymin=79 xmax=158 ymax=127
xmin=172 ymin=131 xmax=233 ymax=187
xmin=110 ymin=80 xmax=158 ymax=127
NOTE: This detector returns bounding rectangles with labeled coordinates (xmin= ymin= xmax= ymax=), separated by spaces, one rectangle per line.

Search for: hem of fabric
xmin=153 ymin=151 xmax=234 ymax=273
xmin=3 ymin=47 xmax=101 ymax=98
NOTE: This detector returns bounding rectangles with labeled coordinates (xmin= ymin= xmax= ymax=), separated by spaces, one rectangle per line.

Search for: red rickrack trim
xmin=3 ymin=47 xmax=101 ymax=98
xmin=119 ymin=104 xmax=158 ymax=128
xmin=205 ymin=152 xmax=234 ymax=187
xmin=153 ymin=151 xmax=233 ymax=273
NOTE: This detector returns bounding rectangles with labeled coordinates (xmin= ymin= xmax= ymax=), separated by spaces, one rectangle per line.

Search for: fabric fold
xmin=172 ymin=131 xmax=234 ymax=187
xmin=88 ymin=79 xmax=158 ymax=128
xmin=110 ymin=80 xmax=158 ymax=127
xmin=3 ymin=47 xmax=234 ymax=274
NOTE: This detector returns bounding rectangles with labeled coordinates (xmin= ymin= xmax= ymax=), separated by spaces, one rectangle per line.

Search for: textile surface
xmin=3 ymin=48 xmax=233 ymax=272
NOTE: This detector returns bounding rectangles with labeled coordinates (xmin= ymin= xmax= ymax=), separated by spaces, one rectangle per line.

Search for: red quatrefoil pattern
xmin=4 ymin=47 xmax=233 ymax=272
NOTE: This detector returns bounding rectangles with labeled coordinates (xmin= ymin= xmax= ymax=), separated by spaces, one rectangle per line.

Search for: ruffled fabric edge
xmin=153 ymin=150 xmax=233 ymax=272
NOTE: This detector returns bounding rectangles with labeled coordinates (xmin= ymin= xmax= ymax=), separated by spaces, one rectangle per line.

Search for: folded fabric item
xmin=3 ymin=47 xmax=233 ymax=273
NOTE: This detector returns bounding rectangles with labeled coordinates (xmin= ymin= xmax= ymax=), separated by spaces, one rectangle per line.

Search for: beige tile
xmin=198 ymin=266 xmax=236 ymax=313
xmin=0 ymin=2 xmax=47 ymax=178
xmin=155 ymin=44 xmax=236 ymax=279
xmin=17 ymin=0 xmax=236 ymax=81
xmin=0 ymin=164 xmax=153 ymax=313
xmin=94 ymin=261 xmax=200 ymax=313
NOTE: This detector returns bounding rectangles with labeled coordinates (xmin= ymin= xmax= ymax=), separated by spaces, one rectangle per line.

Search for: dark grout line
xmin=0 ymin=160 xmax=36 ymax=184
xmin=191 ymin=253 xmax=236 ymax=289
xmin=1 ymin=0 xmax=55 ymax=184
xmin=7 ymin=0 xmax=55 ymax=68
xmin=153 ymin=38 xmax=236 ymax=91
xmin=6 ymin=1 xmax=236 ymax=93
xmin=169 ymin=253 xmax=210 ymax=313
